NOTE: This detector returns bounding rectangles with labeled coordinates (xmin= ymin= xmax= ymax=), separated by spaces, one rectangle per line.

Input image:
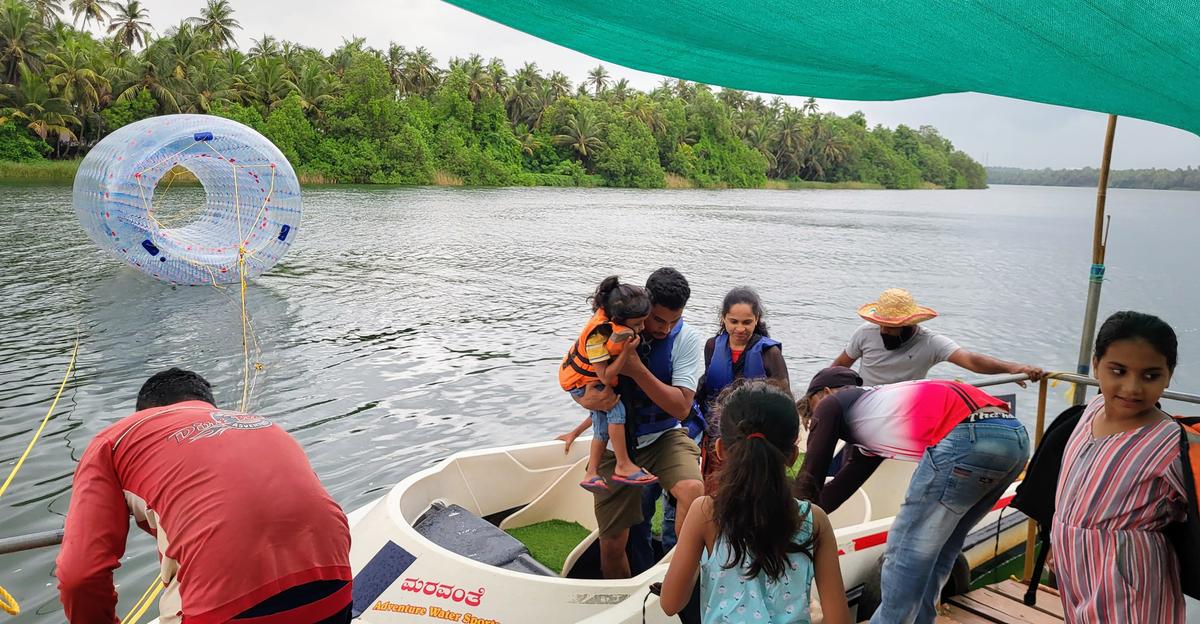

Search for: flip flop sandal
xmin=610 ymin=470 xmax=659 ymax=487
xmin=579 ymin=476 xmax=609 ymax=493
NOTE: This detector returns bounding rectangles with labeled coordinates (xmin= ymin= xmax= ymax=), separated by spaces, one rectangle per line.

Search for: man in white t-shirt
xmin=832 ymin=288 xmax=1044 ymax=386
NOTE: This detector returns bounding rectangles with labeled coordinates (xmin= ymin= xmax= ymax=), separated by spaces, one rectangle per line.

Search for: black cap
xmin=805 ymin=366 xmax=863 ymax=397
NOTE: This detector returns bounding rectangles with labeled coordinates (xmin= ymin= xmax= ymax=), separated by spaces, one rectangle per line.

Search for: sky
xmin=118 ymin=0 xmax=1200 ymax=170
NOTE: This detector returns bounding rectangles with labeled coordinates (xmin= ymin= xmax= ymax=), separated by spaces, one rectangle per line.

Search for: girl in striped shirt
xmin=1052 ymin=311 xmax=1186 ymax=623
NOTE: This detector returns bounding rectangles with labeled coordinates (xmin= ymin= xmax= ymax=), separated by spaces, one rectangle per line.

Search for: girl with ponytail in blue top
xmin=660 ymin=381 xmax=849 ymax=624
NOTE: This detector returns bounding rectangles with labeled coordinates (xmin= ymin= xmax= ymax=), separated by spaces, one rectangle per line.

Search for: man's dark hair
xmin=645 ymin=267 xmax=690 ymax=310
xmin=136 ymin=368 xmax=216 ymax=411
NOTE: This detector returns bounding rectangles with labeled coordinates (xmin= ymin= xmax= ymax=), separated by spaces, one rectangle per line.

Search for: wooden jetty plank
xmin=937 ymin=606 xmax=999 ymax=623
xmin=987 ymin=580 xmax=1066 ymax=619
xmin=960 ymin=589 xmax=1062 ymax=623
xmin=947 ymin=594 xmax=1028 ymax=622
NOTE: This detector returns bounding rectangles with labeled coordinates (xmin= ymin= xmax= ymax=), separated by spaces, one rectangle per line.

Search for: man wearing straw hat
xmin=832 ymin=288 xmax=1044 ymax=386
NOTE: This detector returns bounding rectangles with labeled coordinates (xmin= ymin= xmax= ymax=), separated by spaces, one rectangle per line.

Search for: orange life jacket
xmin=559 ymin=309 xmax=631 ymax=391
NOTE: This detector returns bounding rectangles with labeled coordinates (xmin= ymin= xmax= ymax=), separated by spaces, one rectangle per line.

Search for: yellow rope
xmin=0 ymin=586 xmax=16 ymax=616
xmin=0 ymin=337 xmax=80 ymax=616
xmin=0 ymin=339 xmax=78 ymax=497
xmin=120 ymin=579 xmax=163 ymax=624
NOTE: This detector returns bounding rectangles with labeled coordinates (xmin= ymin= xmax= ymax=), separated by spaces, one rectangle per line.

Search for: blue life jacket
xmin=704 ymin=333 xmax=781 ymax=400
xmin=628 ymin=320 xmax=705 ymax=441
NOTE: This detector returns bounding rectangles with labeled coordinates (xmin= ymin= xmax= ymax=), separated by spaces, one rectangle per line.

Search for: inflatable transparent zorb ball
xmin=73 ymin=114 xmax=302 ymax=285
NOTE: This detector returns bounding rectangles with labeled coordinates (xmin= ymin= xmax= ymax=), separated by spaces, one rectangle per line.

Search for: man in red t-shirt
xmin=56 ymin=368 xmax=352 ymax=624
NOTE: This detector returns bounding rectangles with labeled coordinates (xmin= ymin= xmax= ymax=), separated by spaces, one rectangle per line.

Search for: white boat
xmin=344 ymin=437 xmax=1026 ymax=623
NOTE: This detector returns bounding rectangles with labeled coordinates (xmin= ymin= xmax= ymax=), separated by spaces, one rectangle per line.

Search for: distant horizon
xmin=68 ymin=0 xmax=1200 ymax=170
xmin=987 ymin=164 xmax=1200 ymax=172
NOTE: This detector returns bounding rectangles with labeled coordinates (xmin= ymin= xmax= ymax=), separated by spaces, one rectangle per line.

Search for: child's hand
xmin=556 ymin=431 xmax=579 ymax=454
xmin=624 ymin=335 xmax=640 ymax=350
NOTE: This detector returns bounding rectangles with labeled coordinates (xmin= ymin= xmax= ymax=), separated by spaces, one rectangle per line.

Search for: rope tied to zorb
xmin=115 ymin=137 xmax=269 ymax=624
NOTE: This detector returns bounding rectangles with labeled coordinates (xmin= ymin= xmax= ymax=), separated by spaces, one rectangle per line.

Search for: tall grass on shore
xmin=0 ymin=160 xmax=82 ymax=182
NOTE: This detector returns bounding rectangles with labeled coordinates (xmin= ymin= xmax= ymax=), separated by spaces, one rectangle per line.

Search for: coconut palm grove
xmin=0 ymin=0 xmax=988 ymax=188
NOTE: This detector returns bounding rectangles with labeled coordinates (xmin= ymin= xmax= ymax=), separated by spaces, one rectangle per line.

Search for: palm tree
xmin=248 ymin=56 xmax=296 ymax=110
xmin=46 ymin=39 xmax=109 ymax=117
xmin=505 ymin=78 xmax=538 ymax=127
xmin=622 ymin=95 xmax=663 ymax=136
xmin=745 ymin=123 xmax=776 ymax=170
xmin=486 ymin=57 xmax=507 ymax=98
xmin=28 ymin=0 xmax=63 ymax=27
xmin=402 ymin=46 xmax=439 ymax=95
xmin=584 ymin=64 xmax=608 ymax=97
xmin=607 ymin=78 xmax=630 ymax=102
xmin=772 ymin=108 xmax=806 ymax=178
xmin=800 ymin=96 xmax=819 ymax=116
xmin=294 ymin=60 xmax=333 ymax=118
xmin=248 ymin=33 xmax=279 ymax=59
xmin=546 ymin=70 xmax=570 ymax=99
xmin=511 ymin=62 xmax=539 ymax=90
xmin=188 ymin=0 xmax=240 ymax=49
xmin=514 ymin=124 xmax=539 ymax=156
xmin=154 ymin=22 xmax=206 ymax=81
xmin=450 ymin=54 xmax=486 ymax=102
xmin=1 ymin=65 xmax=81 ymax=153
xmin=181 ymin=55 xmax=239 ymax=113
xmin=0 ymin=0 xmax=44 ymax=83
xmin=116 ymin=56 xmax=180 ymax=112
xmin=69 ymin=0 xmax=115 ymax=29
xmin=107 ymin=0 xmax=151 ymax=50
xmin=221 ymin=47 xmax=250 ymax=95
xmin=385 ymin=42 xmax=404 ymax=86
xmin=718 ymin=88 xmax=747 ymax=111
xmin=554 ymin=108 xmax=605 ymax=166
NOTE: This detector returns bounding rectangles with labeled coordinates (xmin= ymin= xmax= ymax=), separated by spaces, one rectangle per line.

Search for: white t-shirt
xmin=635 ymin=321 xmax=704 ymax=448
xmin=844 ymin=322 xmax=961 ymax=386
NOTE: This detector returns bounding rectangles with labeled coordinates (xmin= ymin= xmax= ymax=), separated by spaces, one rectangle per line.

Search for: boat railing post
xmin=1022 ymin=376 xmax=1050 ymax=582
xmin=0 ymin=529 xmax=64 ymax=556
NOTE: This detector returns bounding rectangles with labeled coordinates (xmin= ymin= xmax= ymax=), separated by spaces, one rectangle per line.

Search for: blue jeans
xmin=870 ymin=419 xmax=1029 ymax=624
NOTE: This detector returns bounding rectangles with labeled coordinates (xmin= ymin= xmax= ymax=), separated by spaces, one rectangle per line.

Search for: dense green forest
xmin=0 ymin=0 xmax=987 ymax=188
xmin=987 ymin=166 xmax=1200 ymax=191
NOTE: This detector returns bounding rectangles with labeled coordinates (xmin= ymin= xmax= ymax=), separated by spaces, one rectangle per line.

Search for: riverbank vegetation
xmin=0 ymin=0 xmax=986 ymax=189
xmin=987 ymin=166 xmax=1200 ymax=191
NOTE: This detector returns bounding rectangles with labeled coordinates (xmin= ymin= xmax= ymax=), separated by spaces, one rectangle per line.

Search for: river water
xmin=1 ymin=183 xmax=1198 ymax=620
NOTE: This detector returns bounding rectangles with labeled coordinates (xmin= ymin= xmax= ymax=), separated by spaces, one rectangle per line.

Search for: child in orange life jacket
xmin=560 ymin=276 xmax=658 ymax=492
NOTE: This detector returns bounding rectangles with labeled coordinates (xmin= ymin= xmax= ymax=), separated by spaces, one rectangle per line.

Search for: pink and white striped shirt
xmin=1051 ymin=395 xmax=1187 ymax=623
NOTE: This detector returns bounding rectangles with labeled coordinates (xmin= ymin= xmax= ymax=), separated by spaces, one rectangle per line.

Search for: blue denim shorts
xmin=568 ymin=387 xmax=626 ymax=441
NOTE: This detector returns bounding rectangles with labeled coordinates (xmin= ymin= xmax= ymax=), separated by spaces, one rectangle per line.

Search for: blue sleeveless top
xmin=700 ymin=500 xmax=815 ymax=623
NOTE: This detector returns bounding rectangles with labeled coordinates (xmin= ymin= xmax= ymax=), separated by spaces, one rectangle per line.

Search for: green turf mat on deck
xmin=505 ymin=519 xmax=592 ymax=574
xmin=651 ymin=453 xmax=806 ymax=537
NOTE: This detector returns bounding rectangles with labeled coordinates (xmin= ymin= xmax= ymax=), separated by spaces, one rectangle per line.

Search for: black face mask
xmin=881 ymin=326 xmax=917 ymax=350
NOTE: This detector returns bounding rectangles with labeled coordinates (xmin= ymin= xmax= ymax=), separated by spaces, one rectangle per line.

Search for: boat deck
xmin=858 ymin=580 xmax=1064 ymax=624
xmin=936 ymin=580 xmax=1065 ymax=624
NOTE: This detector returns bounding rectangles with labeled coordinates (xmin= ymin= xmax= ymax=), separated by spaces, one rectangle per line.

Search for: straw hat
xmin=857 ymin=288 xmax=938 ymax=327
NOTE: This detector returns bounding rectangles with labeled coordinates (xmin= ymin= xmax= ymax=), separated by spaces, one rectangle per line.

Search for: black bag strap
xmin=1024 ymin=526 xmax=1051 ymax=605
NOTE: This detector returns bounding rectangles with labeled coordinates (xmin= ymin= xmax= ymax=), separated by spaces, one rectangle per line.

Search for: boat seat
xmin=414 ymin=502 xmax=557 ymax=577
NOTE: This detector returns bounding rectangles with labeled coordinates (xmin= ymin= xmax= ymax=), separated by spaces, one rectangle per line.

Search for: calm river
xmin=2 ymin=183 xmax=1198 ymax=620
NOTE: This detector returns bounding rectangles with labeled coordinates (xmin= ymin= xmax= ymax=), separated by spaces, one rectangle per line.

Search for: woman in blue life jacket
xmin=698 ymin=287 xmax=790 ymax=492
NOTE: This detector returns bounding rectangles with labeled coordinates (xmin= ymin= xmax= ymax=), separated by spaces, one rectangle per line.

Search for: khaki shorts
xmin=593 ymin=428 xmax=702 ymax=538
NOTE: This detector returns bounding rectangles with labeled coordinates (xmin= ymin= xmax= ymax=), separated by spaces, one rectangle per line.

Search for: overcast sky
xmin=125 ymin=0 xmax=1200 ymax=170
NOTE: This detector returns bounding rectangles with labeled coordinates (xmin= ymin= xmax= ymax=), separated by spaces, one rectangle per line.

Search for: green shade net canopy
xmin=447 ymin=0 xmax=1200 ymax=135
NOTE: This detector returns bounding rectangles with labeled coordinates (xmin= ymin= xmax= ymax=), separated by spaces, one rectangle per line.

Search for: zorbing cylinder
xmin=73 ymin=114 xmax=302 ymax=285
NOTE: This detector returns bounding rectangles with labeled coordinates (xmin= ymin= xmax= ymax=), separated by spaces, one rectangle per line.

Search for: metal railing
xmin=965 ymin=371 xmax=1200 ymax=582
xmin=3 ymin=371 xmax=1199 ymax=572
